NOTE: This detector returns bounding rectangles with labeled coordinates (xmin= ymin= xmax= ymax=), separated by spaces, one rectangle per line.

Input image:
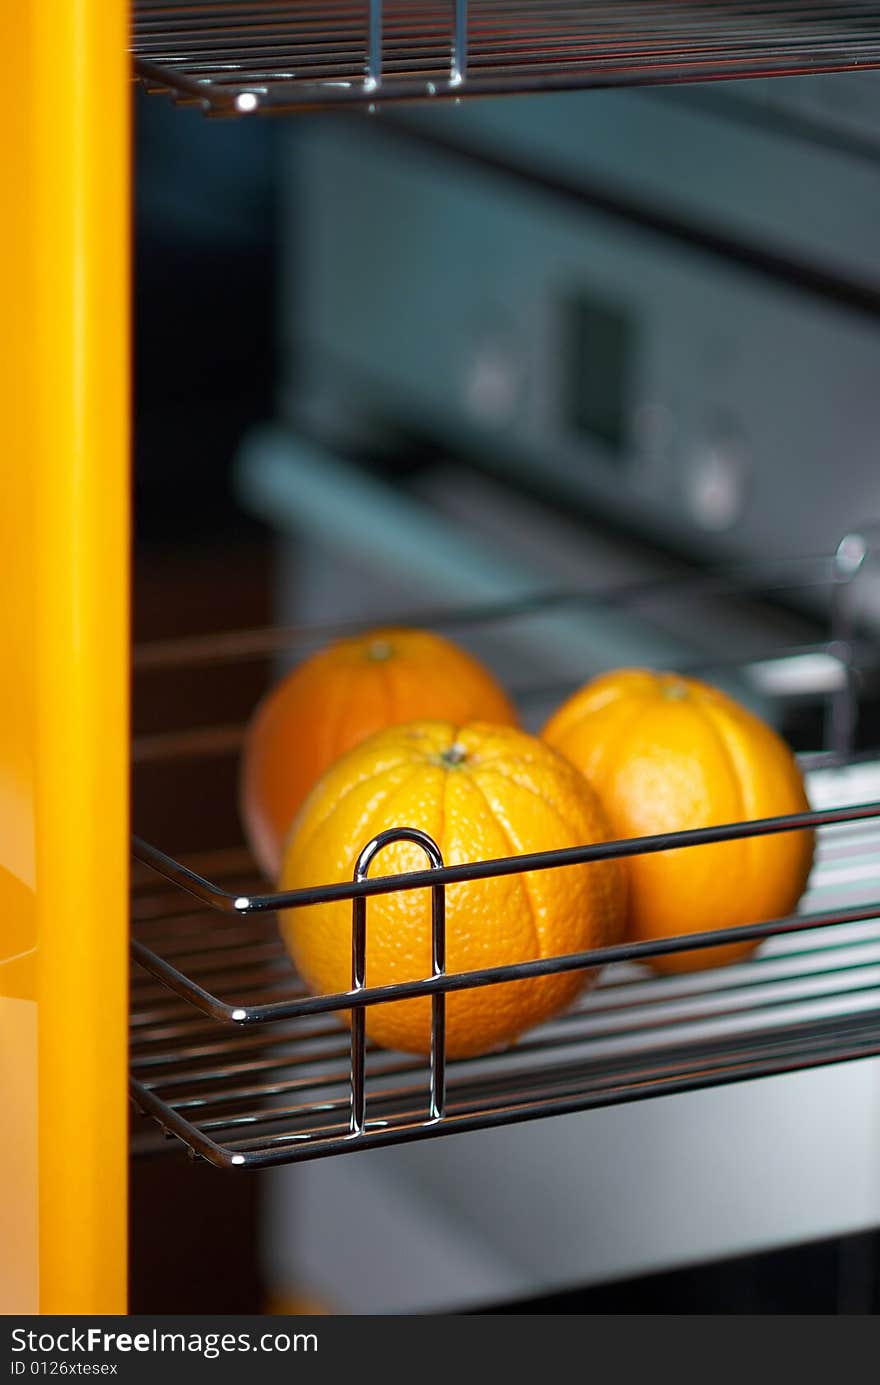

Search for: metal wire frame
xmin=129 ymin=536 xmax=876 ymax=778
xmin=131 ymin=792 xmax=880 ymax=1167
xmin=131 ymin=1 xmax=880 ymax=115
xmin=130 ymin=1020 xmax=880 ymax=1167
xmin=128 ymin=544 xmax=865 ymax=673
xmin=129 ymin=534 xmax=880 ymax=1167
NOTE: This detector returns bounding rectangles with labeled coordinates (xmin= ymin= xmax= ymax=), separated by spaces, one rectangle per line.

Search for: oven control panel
xmin=281 ymin=82 xmax=880 ymax=616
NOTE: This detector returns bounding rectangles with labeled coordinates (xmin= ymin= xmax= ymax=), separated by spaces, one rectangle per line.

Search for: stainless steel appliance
xmin=269 ymin=79 xmax=880 ymax=626
xmin=202 ymin=74 xmax=880 ymax=1312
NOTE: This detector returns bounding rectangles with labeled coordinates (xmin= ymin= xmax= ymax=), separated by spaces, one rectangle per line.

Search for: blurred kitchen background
xmin=130 ymin=75 xmax=880 ymax=1313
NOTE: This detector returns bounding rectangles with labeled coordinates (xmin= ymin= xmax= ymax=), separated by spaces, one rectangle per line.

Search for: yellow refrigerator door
xmin=0 ymin=0 xmax=130 ymax=1314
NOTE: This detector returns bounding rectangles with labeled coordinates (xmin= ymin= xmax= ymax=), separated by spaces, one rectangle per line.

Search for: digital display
xmin=564 ymin=293 xmax=635 ymax=457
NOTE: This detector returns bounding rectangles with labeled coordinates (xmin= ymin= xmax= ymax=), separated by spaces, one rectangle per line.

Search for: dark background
xmin=131 ymin=91 xmax=276 ymax=1312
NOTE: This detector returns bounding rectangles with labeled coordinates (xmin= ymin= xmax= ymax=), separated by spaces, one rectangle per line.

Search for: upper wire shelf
xmin=129 ymin=536 xmax=880 ymax=1168
xmin=132 ymin=1 xmax=880 ymax=115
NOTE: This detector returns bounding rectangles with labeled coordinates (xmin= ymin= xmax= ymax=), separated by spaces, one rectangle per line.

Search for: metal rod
xmin=131 ymin=1006 xmax=880 ymax=1170
xmin=347 ymin=828 xmax=446 ymax=1133
xmin=132 ymin=836 xmax=246 ymax=914
xmin=133 ymin=799 xmax=880 ymax=915
xmin=131 ymin=0 xmax=880 ymax=117
xmin=452 ymin=0 xmax=468 ymax=84
xmin=214 ymin=1001 xmax=880 ymax=1148
xmin=141 ymin=954 xmax=880 ymax=1099
xmin=129 ymin=781 xmax=880 ymax=1168
xmin=143 ymin=936 xmax=880 ymax=1114
xmin=187 ymin=964 xmax=880 ymax=1135
xmin=826 ymin=531 xmax=869 ymax=760
xmin=350 ymin=891 xmax=367 ymax=1136
xmin=153 ymin=963 xmax=880 ymax=1124
xmin=430 ymin=870 xmax=447 ymax=1120
xmin=131 ymin=552 xmax=837 ymax=672
xmin=132 ymin=897 xmax=880 ymax=1027
xmin=128 ymin=639 xmax=879 ymax=768
xmin=145 ymin=960 xmax=880 ymax=1106
xmin=366 ymin=0 xmax=382 ymax=89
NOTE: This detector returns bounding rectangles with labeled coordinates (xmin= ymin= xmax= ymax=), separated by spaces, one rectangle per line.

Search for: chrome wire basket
xmin=130 ymin=537 xmax=880 ymax=1169
xmin=132 ymin=1 xmax=880 ymax=114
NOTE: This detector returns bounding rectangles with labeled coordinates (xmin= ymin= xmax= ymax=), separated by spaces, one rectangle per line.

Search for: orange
xmin=278 ymin=721 xmax=625 ymax=1057
xmin=241 ymin=627 xmax=518 ymax=878
xmin=542 ymin=670 xmax=814 ymax=973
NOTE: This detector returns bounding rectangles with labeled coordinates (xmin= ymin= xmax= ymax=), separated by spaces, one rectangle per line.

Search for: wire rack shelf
xmin=129 ymin=537 xmax=880 ymax=1168
xmin=132 ymin=1 xmax=880 ymax=115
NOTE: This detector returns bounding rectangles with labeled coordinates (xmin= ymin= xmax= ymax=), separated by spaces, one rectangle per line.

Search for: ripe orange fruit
xmin=278 ymin=721 xmax=625 ymax=1057
xmin=241 ymin=627 xmax=518 ymax=879
xmin=542 ymin=670 xmax=814 ymax=973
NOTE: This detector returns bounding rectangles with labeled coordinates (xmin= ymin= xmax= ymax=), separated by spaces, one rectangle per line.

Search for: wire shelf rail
xmin=129 ymin=536 xmax=880 ymax=1168
xmin=132 ymin=1 xmax=880 ymax=114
